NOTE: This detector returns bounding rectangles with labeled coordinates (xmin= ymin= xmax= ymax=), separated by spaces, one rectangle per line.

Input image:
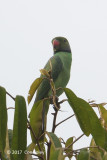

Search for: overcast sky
xmin=0 ymin=0 xmax=107 ymax=159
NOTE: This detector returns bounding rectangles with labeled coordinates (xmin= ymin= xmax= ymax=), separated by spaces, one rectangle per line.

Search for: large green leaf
xmin=0 ymin=86 xmax=7 ymax=153
xmin=30 ymin=99 xmax=49 ymax=142
xmin=64 ymin=88 xmax=107 ymax=150
xmin=28 ymin=78 xmax=43 ymax=104
xmin=78 ymin=97 xmax=106 ymax=148
xmin=30 ymin=100 xmax=44 ymax=144
xmin=11 ymin=96 xmax=27 ymax=160
xmin=64 ymin=88 xmax=91 ymax=136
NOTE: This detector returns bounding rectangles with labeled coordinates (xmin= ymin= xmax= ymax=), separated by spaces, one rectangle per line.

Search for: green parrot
xmin=35 ymin=37 xmax=72 ymax=101
xmin=30 ymin=37 xmax=72 ymax=144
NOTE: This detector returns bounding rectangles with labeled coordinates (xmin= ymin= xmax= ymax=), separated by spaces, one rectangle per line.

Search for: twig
xmin=38 ymin=132 xmax=45 ymax=141
xmin=27 ymin=120 xmax=44 ymax=160
xmin=56 ymin=87 xmax=63 ymax=92
xmin=52 ymin=109 xmax=58 ymax=133
xmin=58 ymin=99 xmax=68 ymax=104
xmin=56 ymin=114 xmax=75 ymax=127
xmin=6 ymin=91 xmax=15 ymax=101
xmin=66 ymin=146 xmax=102 ymax=157
xmin=90 ymin=156 xmax=97 ymax=160
xmin=7 ymin=107 xmax=15 ymax=110
xmin=60 ymin=138 xmax=66 ymax=144
xmin=73 ymin=146 xmax=101 ymax=153
xmin=65 ymin=134 xmax=84 ymax=150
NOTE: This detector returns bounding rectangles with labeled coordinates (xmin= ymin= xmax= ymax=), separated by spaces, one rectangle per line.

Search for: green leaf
xmin=64 ymin=88 xmax=107 ymax=150
xmin=50 ymin=147 xmax=64 ymax=160
xmin=78 ymin=98 xmax=106 ymax=149
xmin=11 ymin=96 xmax=27 ymax=160
xmin=65 ymin=137 xmax=73 ymax=159
xmin=64 ymin=88 xmax=91 ymax=136
xmin=46 ymin=132 xmax=62 ymax=148
xmin=0 ymin=86 xmax=7 ymax=153
xmin=30 ymin=100 xmax=44 ymax=144
xmin=27 ymin=142 xmax=35 ymax=152
xmin=28 ymin=78 xmax=43 ymax=104
xmin=77 ymin=149 xmax=89 ymax=160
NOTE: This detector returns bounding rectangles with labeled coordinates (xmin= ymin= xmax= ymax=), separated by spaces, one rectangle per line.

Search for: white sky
xmin=0 ymin=0 xmax=107 ymax=159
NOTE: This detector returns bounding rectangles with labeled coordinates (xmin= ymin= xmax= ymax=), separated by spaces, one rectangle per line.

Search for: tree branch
xmin=56 ymin=114 xmax=75 ymax=127
xmin=65 ymin=133 xmax=84 ymax=150
xmin=58 ymin=99 xmax=68 ymax=104
xmin=6 ymin=91 xmax=15 ymax=101
xmin=7 ymin=107 xmax=15 ymax=110
xmin=65 ymin=145 xmax=103 ymax=157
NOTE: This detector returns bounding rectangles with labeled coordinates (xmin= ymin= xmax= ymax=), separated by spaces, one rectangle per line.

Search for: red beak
xmin=53 ymin=39 xmax=60 ymax=47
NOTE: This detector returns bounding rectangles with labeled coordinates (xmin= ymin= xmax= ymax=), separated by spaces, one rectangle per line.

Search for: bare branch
xmin=7 ymin=107 xmax=15 ymax=110
xmin=6 ymin=91 xmax=15 ymax=101
xmin=65 ymin=145 xmax=104 ymax=157
xmin=56 ymin=114 xmax=75 ymax=127
xmin=58 ymin=99 xmax=68 ymax=104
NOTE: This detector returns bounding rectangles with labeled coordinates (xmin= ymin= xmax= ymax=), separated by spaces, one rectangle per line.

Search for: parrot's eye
xmin=64 ymin=39 xmax=67 ymax=43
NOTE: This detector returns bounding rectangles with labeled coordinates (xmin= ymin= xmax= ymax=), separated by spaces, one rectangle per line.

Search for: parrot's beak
xmin=52 ymin=39 xmax=60 ymax=46
xmin=52 ymin=39 xmax=60 ymax=52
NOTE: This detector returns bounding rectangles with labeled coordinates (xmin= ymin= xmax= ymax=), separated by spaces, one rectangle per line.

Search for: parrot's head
xmin=52 ymin=37 xmax=71 ymax=54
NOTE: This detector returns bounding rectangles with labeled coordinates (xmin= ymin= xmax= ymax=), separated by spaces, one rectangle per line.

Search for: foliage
xmin=0 ymin=68 xmax=107 ymax=160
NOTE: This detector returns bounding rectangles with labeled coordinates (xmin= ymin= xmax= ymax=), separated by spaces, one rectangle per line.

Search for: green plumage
xmin=35 ymin=37 xmax=72 ymax=102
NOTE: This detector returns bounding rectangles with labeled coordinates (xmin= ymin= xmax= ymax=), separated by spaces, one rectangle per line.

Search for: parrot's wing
xmin=35 ymin=55 xmax=63 ymax=102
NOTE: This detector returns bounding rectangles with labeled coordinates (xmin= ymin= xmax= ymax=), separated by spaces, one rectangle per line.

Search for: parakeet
xmin=35 ymin=37 xmax=72 ymax=102
xmin=30 ymin=37 xmax=72 ymax=144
